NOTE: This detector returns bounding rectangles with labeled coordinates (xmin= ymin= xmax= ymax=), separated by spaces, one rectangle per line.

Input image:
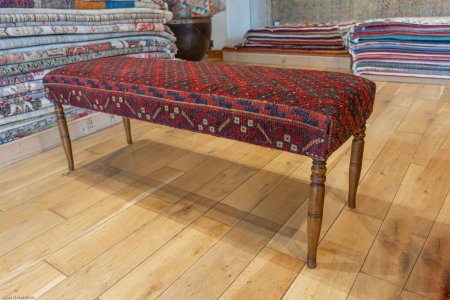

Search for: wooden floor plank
xmin=45 ymin=202 xmax=165 ymax=276
xmin=392 ymin=150 xmax=450 ymax=238
xmin=219 ymin=247 xmax=303 ymax=300
xmin=405 ymin=192 xmax=450 ymax=299
xmin=440 ymin=86 xmax=450 ymax=102
xmin=0 ymin=261 xmax=66 ymax=299
xmin=361 ymin=204 xmax=425 ymax=286
xmin=363 ymin=105 xmax=409 ymax=160
xmin=0 ymin=167 xmax=182 ymax=285
xmin=412 ymin=124 xmax=450 ymax=166
xmin=377 ymin=82 xmax=403 ymax=96
xmin=157 ymin=176 xmax=308 ymax=300
xmin=397 ymin=100 xmax=440 ymax=134
xmin=350 ymin=131 xmax=421 ymax=219
xmin=348 ymin=273 xmax=402 ymax=300
xmin=399 ymin=290 xmax=432 ymax=300
xmin=0 ymin=149 xmax=102 ymax=211
xmin=367 ymin=93 xmax=395 ymax=123
xmin=0 ymin=210 xmax=65 ymax=257
xmin=362 ymin=150 xmax=450 ymax=286
xmin=282 ymin=211 xmax=381 ymax=300
xmin=435 ymin=101 xmax=450 ymax=127
xmin=417 ymin=84 xmax=444 ymax=101
xmin=39 ymin=193 xmax=222 ymax=300
xmin=441 ymin=132 xmax=450 ymax=151
xmin=98 ymin=216 xmax=231 ymax=300
xmin=0 ymin=164 xmax=121 ymax=230
xmin=38 ymin=152 xmax=261 ymax=299
xmin=266 ymin=147 xmax=367 ymax=261
xmin=48 ymin=169 xmax=144 ymax=218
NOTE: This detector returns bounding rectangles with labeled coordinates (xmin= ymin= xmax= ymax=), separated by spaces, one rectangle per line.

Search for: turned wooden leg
xmin=307 ymin=159 xmax=327 ymax=269
xmin=348 ymin=126 xmax=366 ymax=209
xmin=54 ymin=103 xmax=74 ymax=171
xmin=122 ymin=117 xmax=132 ymax=145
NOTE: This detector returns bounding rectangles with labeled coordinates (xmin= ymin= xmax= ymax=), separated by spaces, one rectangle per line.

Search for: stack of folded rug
xmin=237 ymin=23 xmax=347 ymax=54
xmin=0 ymin=0 xmax=168 ymax=9
xmin=0 ymin=6 xmax=176 ymax=144
xmin=348 ymin=18 xmax=450 ymax=79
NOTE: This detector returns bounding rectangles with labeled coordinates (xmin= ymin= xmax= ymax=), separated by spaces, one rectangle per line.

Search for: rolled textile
xmin=1 ymin=44 xmax=176 ymax=76
xmin=1 ymin=95 xmax=52 ymax=120
xmin=0 ymin=80 xmax=43 ymax=97
xmin=0 ymin=31 xmax=171 ymax=50
xmin=1 ymin=89 xmax=48 ymax=105
xmin=1 ymin=22 xmax=166 ymax=38
xmin=0 ymin=107 xmax=92 ymax=145
xmin=0 ymin=35 xmax=176 ymax=65
xmin=0 ymin=70 xmax=51 ymax=87
xmin=0 ymin=8 xmax=173 ymax=24
xmin=0 ymin=105 xmax=53 ymax=126
xmin=0 ymin=17 xmax=168 ymax=28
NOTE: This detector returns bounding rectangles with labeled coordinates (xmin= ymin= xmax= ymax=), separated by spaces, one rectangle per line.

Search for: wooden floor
xmin=0 ymin=62 xmax=449 ymax=300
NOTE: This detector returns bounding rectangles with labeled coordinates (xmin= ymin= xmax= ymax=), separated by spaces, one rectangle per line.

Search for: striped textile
xmin=238 ymin=23 xmax=346 ymax=52
xmin=348 ymin=18 xmax=450 ymax=79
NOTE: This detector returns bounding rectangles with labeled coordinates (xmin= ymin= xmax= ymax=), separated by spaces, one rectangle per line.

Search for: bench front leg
xmin=54 ymin=103 xmax=74 ymax=172
xmin=348 ymin=125 xmax=366 ymax=209
xmin=122 ymin=117 xmax=132 ymax=145
xmin=307 ymin=159 xmax=327 ymax=269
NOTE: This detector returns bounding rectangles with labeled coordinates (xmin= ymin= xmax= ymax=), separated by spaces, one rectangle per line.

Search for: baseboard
xmin=223 ymin=50 xmax=352 ymax=70
xmin=207 ymin=50 xmax=223 ymax=59
xmin=0 ymin=112 xmax=120 ymax=168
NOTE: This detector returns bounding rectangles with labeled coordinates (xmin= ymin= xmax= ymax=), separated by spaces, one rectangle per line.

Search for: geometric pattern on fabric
xmin=43 ymin=57 xmax=376 ymax=160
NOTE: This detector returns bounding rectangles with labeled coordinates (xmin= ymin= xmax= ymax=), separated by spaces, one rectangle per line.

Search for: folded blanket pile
xmin=0 ymin=6 xmax=176 ymax=144
xmin=238 ymin=23 xmax=347 ymax=54
xmin=348 ymin=18 xmax=450 ymax=79
xmin=0 ymin=0 xmax=168 ymax=9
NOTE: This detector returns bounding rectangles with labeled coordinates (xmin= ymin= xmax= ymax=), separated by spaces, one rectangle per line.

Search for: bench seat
xmin=43 ymin=57 xmax=376 ymax=269
xmin=44 ymin=57 xmax=375 ymax=160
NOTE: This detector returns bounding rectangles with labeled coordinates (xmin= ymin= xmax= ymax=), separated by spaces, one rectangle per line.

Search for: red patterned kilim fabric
xmin=43 ymin=57 xmax=376 ymax=160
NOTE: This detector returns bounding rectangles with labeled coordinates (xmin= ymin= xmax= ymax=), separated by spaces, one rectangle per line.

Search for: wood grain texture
xmin=0 ymin=261 xmax=66 ymax=299
xmin=219 ymin=248 xmax=303 ymax=300
xmin=283 ymin=211 xmax=381 ymax=299
xmin=405 ymin=192 xmax=450 ymax=299
xmin=348 ymin=126 xmax=366 ymax=208
xmin=348 ymin=273 xmax=402 ymax=300
xmin=54 ymin=103 xmax=74 ymax=171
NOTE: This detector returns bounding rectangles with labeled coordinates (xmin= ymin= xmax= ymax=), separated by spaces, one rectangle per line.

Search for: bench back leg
xmin=307 ymin=159 xmax=327 ymax=269
xmin=54 ymin=103 xmax=74 ymax=171
xmin=122 ymin=117 xmax=133 ymax=145
xmin=348 ymin=126 xmax=366 ymax=209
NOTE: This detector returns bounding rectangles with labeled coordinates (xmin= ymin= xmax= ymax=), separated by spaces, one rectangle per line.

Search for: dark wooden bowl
xmin=168 ymin=17 xmax=212 ymax=61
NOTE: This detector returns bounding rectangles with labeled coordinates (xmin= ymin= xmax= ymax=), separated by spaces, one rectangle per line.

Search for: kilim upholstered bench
xmin=43 ymin=57 xmax=376 ymax=268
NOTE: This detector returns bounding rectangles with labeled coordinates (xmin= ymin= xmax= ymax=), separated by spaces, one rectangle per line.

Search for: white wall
xmin=211 ymin=8 xmax=228 ymax=50
xmin=211 ymin=0 xmax=252 ymax=49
